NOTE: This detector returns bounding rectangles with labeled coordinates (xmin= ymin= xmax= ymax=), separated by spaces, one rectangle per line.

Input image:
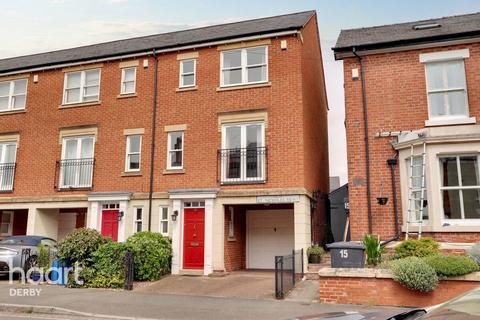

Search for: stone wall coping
xmin=318 ymin=267 xmax=480 ymax=282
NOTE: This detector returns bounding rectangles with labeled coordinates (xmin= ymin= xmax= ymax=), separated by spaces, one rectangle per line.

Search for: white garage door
xmin=247 ymin=210 xmax=294 ymax=269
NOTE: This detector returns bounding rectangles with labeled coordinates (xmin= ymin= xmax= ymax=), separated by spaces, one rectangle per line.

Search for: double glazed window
xmin=0 ymin=142 xmax=17 ymax=191
xmin=63 ymin=69 xmax=100 ymax=104
xmin=425 ymin=60 xmax=468 ymax=119
xmin=0 ymin=79 xmax=27 ymax=112
xmin=0 ymin=211 xmax=13 ymax=236
xmin=221 ymin=122 xmax=265 ymax=183
xmin=59 ymin=136 xmax=94 ymax=188
xmin=167 ymin=132 xmax=183 ymax=169
xmin=125 ymin=135 xmax=141 ymax=172
xmin=440 ymin=155 xmax=480 ymax=220
xmin=134 ymin=207 xmax=143 ymax=233
xmin=121 ymin=67 xmax=136 ymax=94
xmin=179 ymin=59 xmax=196 ymax=88
xmin=159 ymin=206 xmax=168 ymax=236
xmin=221 ymin=46 xmax=267 ymax=86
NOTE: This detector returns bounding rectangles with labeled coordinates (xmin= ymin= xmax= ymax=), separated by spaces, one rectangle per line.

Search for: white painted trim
xmin=220 ymin=45 xmax=268 ymax=87
xmin=171 ymin=199 xmax=182 ymax=275
xmin=120 ymin=67 xmax=136 ymax=95
xmin=132 ymin=205 xmax=144 ymax=234
xmin=425 ymin=116 xmax=476 ymax=127
xmin=179 ymin=59 xmax=196 ymax=88
xmin=166 ymin=131 xmax=184 ymax=170
xmin=124 ymin=134 xmax=142 ymax=172
xmin=419 ymin=48 xmax=470 ymax=63
xmin=62 ymin=69 xmax=101 ymax=105
xmin=169 ymin=192 xmax=217 ymax=200
xmin=203 ymin=198 xmax=214 ymax=275
xmin=159 ymin=205 xmax=169 ymax=236
xmin=117 ymin=200 xmax=128 ymax=242
xmin=0 ymin=31 xmax=298 ymax=77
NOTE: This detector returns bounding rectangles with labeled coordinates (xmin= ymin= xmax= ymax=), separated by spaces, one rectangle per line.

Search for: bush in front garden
xmin=468 ymin=242 xmax=480 ymax=265
xmin=391 ymin=257 xmax=438 ymax=292
xmin=395 ymin=237 xmax=439 ymax=258
xmin=81 ymin=241 xmax=127 ymax=288
xmin=57 ymin=228 xmax=107 ymax=265
xmin=423 ymin=255 xmax=479 ymax=278
xmin=126 ymin=231 xmax=172 ymax=281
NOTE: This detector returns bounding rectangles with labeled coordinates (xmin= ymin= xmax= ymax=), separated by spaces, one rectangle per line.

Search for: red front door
xmin=101 ymin=210 xmax=119 ymax=241
xmin=183 ymin=208 xmax=205 ymax=269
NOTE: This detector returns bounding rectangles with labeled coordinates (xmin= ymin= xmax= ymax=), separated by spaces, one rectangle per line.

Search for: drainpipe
xmin=352 ymin=47 xmax=373 ymax=234
xmin=381 ymin=157 xmax=400 ymax=246
xmin=147 ymin=49 xmax=159 ymax=231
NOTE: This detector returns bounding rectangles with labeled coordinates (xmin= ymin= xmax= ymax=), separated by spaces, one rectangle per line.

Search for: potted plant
xmin=307 ymin=245 xmax=325 ymax=264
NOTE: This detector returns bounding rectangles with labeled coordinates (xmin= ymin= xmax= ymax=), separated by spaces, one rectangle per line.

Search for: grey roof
xmin=0 ymin=11 xmax=314 ymax=74
xmin=334 ymin=12 xmax=480 ymax=52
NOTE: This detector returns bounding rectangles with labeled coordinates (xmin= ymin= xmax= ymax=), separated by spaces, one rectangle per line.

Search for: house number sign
xmin=256 ymin=195 xmax=300 ymax=204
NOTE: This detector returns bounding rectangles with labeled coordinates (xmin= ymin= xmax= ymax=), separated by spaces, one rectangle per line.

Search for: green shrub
xmin=57 ymin=228 xmax=106 ymax=265
xmin=363 ymin=234 xmax=383 ymax=266
xmin=468 ymin=243 xmax=480 ymax=265
xmin=125 ymin=231 xmax=172 ymax=281
xmin=391 ymin=257 xmax=438 ymax=292
xmin=423 ymin=255 xmax=479 ymax=278
xmin=81 ymin=241 xmax=127 ymax=288
xmin=307 ymin=245 xmax=325 ymax=257
xmin=395 ymin=237 xmax=439 ymax=258
xmin=37 ymin=244 xmax=51 ymax=269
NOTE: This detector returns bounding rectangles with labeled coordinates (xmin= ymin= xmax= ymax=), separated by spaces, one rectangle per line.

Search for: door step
xmin=179 ymin=269 xmax=204 ymax=276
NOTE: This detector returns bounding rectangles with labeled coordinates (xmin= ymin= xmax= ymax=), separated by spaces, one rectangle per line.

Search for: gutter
xmin=147 ymin=49 xmax=159 ymax=231
xmin=352 ymin=47 xmax=373 ymax=234
xmin=0 ymin=30 xmax=299 ymax=77
xmin=381 ymin=158 xmax=400 ymax=246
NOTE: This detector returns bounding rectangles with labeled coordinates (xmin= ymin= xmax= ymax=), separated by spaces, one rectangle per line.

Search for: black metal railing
xmin=56 ymin=158 xmax=94 ymax=190
xmin=0 ymin=162 xmax=15 ymax=192
xmin=275 ymin=249 xmax=304 ymax=299
xmin=124 ymin=251 xmax=134 ymax=290
xmin=218 ymin=147 xmax=267 ymax=184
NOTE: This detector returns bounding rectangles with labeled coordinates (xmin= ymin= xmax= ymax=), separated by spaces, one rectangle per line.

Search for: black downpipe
xmin=352 ymin=47 xmax=373 ymax=234
xmin=382 ymin=158 xmax=400 ymax=246
xmin=147 ymin=49 xmax=159 ymax=231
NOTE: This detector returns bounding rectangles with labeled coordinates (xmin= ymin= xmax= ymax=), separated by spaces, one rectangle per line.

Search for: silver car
xmin=0 ymin=236 xmax=57 ymax=275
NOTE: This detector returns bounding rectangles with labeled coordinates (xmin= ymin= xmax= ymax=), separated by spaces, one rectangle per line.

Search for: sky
xmin=3 ymin=0 xmax=480 ymax=184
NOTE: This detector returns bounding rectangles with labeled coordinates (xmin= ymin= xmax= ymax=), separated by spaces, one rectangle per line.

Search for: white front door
xmin=246 ymin=210 xmax=294 ymax=269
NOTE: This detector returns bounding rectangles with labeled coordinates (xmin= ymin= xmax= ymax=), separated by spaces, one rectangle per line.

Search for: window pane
xmin=445 ymin=61 xmax=465 ymax=88
xmin=162 ymin=221 xmax=168 ymax=234
xmin=463 ymin=189 xmax=480 ymax=219
xmin=85 ymin=70 xmax=100 ymax=86
xmin=123 ymin=68 xmax=135 ymax=82
xmin=223 ymin=69 xmax=242 ymax=85
xmin=182 ymin=74 xmax=195 ymax=86
xmin=225 ymin=126 xmax=241 ymax=149
xmin=223 ymin=50 xmax=241 ymax=68
xmin=170 ymin=132 xmax=182 ymax=150
xmin=0 ymin=97 xmax=9 ymax=111
xmin=0 ymin=223 xmax=9 ymax=234
xmin=65 ymin=139 xmax=78 ymax=159
xmin=246 ymin=124 xmax=261 ymax=148
xmin=182 ymin=60 xmax=195 ymax=74
xmin=443 ymin=189 xmax=462 ymax=219
xmin=0 ymin=83 xmax=9 ymax=96
xmin=13 ymin=80 xmax=27 ymax=95
xmin=162 ymin=207 xmax=168 ymax=220
xmin=247 ymin=47 xmax=266 ymax=65
xmin=66 ymin=88 xmax=81 ymax=103
xmin=426 ymin=63 xmax=444 ymax=90
xmin=4 ymin=145 xmax=16 ymax=163
xmin=440 ymin=157 xmax=459 ymax=187
xmin=247 ymin=66 xmax=266 ymax=82
xmin=136 ymin=208 xmax=142 ymax=220
xmin=80 ymin=137 xmax=94 ymax=158
xmin=129 ymin=154 xmax=140 ymax=170
xmin=128 ymin=136 xmax=141 ymax=153
xmin=12 ymin=95 xmax=25 ymax=109
xmin=84 ymin=85 xmax=99 ymax=97
xmin=123 ymin=81 xmax=135 ymax=93
xmin=170 ymin=151 xmax=182 ymax=167
xmin=428 ymin=92 xmax=446 ymax=116
xmin=447 ymin=91 xmax=467 ymax=116
xmin=66 ymin=73 xmax=81 ymax=88
xmin=136 ymin=222 xmax=142 ymax=233
xmin=460 ymin=156 xmax=479 ymax=186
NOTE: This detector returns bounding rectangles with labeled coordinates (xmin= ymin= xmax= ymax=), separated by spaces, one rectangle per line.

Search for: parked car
xmin=294 ymin=287 xmax=480 ymax=319
xmin=0 ymin=236 xmax=57 ymax=275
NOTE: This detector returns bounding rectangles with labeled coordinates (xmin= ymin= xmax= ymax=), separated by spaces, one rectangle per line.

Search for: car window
xmin=40 ymin=239 xmax=56 ymax=247
xmin=0 ymin=238 xmax=24 ymax=245
xmin=422 ymin=289 xmax=480 ymax=319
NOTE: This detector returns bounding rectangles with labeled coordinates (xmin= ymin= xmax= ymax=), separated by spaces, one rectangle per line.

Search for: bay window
xmin=0 ymin=79 xmax=27 ymax=112
xmin=220 ymin=46 xmax=267 ymax=86
xmin=63 ymin=69 xmax=100 ymax=104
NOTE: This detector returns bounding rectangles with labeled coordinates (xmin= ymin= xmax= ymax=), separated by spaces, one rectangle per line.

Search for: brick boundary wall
xmin=319 ymin=268 xmax=480 ymax=307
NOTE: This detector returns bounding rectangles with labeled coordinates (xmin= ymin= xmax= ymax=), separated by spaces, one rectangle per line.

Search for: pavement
xmin=0 ymin=282 xmax=405 ymax=320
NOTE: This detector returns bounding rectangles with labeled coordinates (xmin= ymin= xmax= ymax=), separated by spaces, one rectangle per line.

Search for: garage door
xmin=246 ymin=210 xmax=294 ymax=269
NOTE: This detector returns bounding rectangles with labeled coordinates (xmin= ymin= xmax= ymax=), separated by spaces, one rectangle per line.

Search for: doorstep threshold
xmin=179 ymin=269 xmax=204 ymax=276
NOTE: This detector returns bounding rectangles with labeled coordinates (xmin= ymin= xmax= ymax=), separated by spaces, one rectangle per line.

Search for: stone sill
xmin=318 ymin=267 xmax=480 ymax=282
xmin=117 ymin=93 xmax=137 ymax=99
xmin=176 ymin=86 xmax=198 ymax=92
xmin=0 ymin=110 xmax=26 ymax=116
xmin=163 ymin=169 xmax=185 ymax=175
xmin=216 ymin=82 xmax=271 ymax=92
xmin=121 ymin=171 xmax=142 ymax=177
xmin=59 ymin=101 xmax=101 ymax=109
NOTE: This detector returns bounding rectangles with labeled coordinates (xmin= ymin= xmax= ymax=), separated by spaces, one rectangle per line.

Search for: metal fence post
xmin=124 ymin=251 xmax=134 ymax=290
xmin=292 ymin=249 xmax=296 ymax=286
xmin=301 ymin=248 xmax=304 ymax=278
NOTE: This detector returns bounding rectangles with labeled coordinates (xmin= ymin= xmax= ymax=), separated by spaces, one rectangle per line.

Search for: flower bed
xmin=318 ymin=267 xmax=480 ymax=307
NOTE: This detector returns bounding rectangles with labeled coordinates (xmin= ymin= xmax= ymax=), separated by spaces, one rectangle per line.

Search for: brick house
xmin=334 ymin=12 xmax=480 ymax=244
xmin=0 ymin=10 xmax=329 ymax=275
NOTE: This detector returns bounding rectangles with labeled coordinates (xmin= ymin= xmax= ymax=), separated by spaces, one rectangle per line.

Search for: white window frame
xmin=59 ymin=135 xmax=95 ymax=188
xmin=228 ymin=206 xmax=235 ymax=239
xmin=439 ymin=154 xmax=480 ymax=223
xmin=159 ymin=206 xmax=169 ymax=236
xmin=62 ymin=69 xmax=101 ymax=105
xmin=221 ymin=121 xmax=265 ymax=183
xmin=125 ymin=135 xmax=141 ymax=172
xmin=0 ymin=211 xmax=14 ymax=236
xmin=133 ymin=206 xmax=143 ymax=233
xmin=120 ymin=67 xmax=136 ymax=95
xmin=0 ymin=142 xmax=17 ymax=192
xmin=0 ymin=79 xmax=28 ymax=112
xmin=220 ymin=46 xmax=268 ymax=87
xmin=179 ymin=59 xmax=196 ymax=88
xmin=167 ymin=131 xmax=184 ymax=170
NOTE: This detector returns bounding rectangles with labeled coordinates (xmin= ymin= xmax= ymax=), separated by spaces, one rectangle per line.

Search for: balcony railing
xmin=0 ymin=163 xmax=16 ymax=192
xmin=218 ymin=147 xmax=267 ymax=184
xmin=56 ymin=158 xmax=94 ymax=190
